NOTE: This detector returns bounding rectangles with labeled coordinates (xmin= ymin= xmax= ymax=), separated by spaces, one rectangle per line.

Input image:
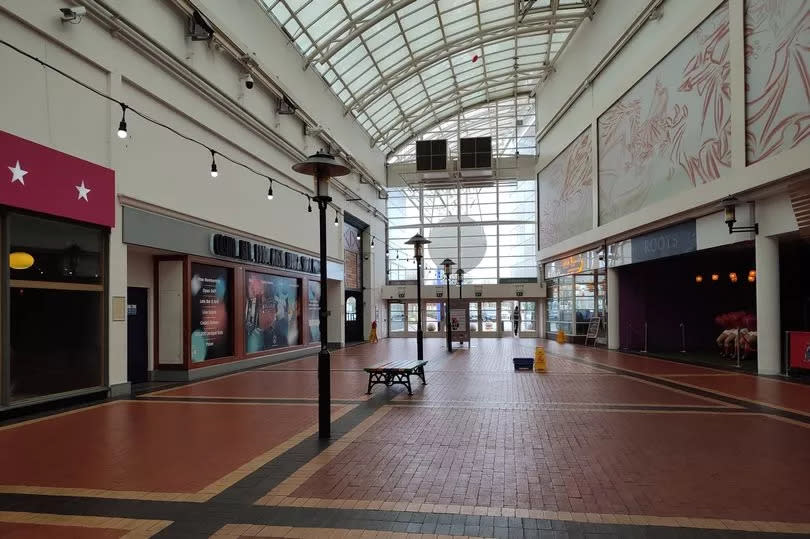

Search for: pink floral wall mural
xmin=598 ymin=4 xmax=731 ymax=224
xmin=745 ymin=0 xmax=810 ymax=164
xmin=537 ymin=129 xmax=592 ymax=250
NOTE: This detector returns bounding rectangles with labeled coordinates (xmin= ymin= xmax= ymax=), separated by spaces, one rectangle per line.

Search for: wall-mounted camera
xmin=242 ymin=72 xmax=254 ymax=90
xmin=60 ymin=6 xmax=86 ymax=23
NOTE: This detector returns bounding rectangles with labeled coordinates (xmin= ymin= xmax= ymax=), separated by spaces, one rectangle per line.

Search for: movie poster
xmin=308 ymin=280 xmax=321 ymax=342
xmin=190 ymin=264 xmax=232 ymax=362
xmin=245 ymin=272 xmax=300 ymax=352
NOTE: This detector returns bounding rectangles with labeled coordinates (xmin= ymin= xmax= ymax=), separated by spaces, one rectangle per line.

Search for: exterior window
xmin=346 ymin=296 xmax=357 ymax=321
xmin=9 ymin=213 xmax=105 ymax=401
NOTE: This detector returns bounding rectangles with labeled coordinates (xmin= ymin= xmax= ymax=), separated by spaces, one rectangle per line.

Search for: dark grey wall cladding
xmin=122 ymin=206 xmax=316 ymax=266
xmin=122 ymin=206 xmax=213 ymax=257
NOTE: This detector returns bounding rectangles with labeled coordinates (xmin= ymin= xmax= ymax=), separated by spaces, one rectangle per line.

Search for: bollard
xmin=534 ymin=346 xmax=547 ymax=372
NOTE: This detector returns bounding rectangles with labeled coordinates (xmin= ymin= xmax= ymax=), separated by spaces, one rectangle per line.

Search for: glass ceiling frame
xmin=258 ymin=0 xmax=596 ymax=154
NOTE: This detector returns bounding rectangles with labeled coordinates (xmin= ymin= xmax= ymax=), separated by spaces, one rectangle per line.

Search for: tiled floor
xmin=1 ymin=338 xmax=809 ymax=538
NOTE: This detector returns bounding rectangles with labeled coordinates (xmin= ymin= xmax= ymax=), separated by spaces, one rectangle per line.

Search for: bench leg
xmin=404 ymin=374 xmax=413 ymax=396
xmin=366 ymin=373 xmax=374 ymax=395
xmin=416 ymin=366 xmax=427 ymax=385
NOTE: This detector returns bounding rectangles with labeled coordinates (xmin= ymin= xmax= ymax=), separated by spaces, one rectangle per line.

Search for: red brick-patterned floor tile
xmin=0 ymin=522 xmax=125 ymax=538
xmin=0 ymin=401 xmax=336 ymax=493
xmin=152 ymin=370 xmax=370 ymax=400
xmin=395 ymin=372 xmax=718 ymax=406
xmin=662 ymin=374 xmax=810 ymax=414
xmin=289 ymin=406 xmax=810 ymax=522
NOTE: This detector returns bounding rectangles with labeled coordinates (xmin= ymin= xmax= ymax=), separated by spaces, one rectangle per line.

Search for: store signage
xmin=630 ymin=221 xmax=696 ymax=264
xmin=210 ymin=233 xmax=319 ymax=274
xmin=788 ymin=331 xmax=810 ymax=370
xmin=449 ymin=298 xmax=470 ymax=343
xmin=561 ymin=255 xmax=586 ymax=274
xmin=397 ymin=287 xmax=406 ymax=298
xmin=0 ymin=130 xmax=115 ymax=227
xmin=515 ymin=285 xmax=524 ymax=297
xmin=474 ymin=285 xmax=483 ymax=297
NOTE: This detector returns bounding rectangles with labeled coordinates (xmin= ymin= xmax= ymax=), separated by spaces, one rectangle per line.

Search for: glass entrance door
xmin=501 ymin=300 xmax=517 ymax=335
xmin=480 ymin=302 xmax=497 ymax=333
xmin=425 ymin=302 xmax=443 ymax=334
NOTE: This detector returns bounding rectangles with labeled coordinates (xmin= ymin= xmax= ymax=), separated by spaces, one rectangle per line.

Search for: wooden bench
xmin=364 ymin=360 xmax=427 ymax=396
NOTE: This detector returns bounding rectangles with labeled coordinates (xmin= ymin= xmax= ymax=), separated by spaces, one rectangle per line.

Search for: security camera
xmin=243 ymin=73 xmax=254 ymax=90
xmin=60 ymin=6 xmax=86 ymax=22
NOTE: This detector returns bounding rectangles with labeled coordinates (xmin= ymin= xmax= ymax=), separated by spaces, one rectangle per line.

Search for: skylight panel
xmin=401 ymin=3 xmax=435 ymax=29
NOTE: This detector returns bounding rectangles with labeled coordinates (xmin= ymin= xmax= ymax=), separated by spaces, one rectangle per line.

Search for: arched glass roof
xmin=258 ymin=0 xmax=595 ymax=154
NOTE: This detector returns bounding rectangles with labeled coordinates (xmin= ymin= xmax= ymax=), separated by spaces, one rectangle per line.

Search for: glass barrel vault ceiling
xmin=258 ymin=0 xmax=595 ymax=154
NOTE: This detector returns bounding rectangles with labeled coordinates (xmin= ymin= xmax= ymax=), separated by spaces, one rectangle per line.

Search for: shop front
xmin=123 ymin=207 xmax=330 ymax=380
xmin=543 ymin=248 xmax=606 ymax=343
xmin=0 ymin=130 xmax=115 ymax=408
xmin=608 ymin=219 xmax=757 ymax=368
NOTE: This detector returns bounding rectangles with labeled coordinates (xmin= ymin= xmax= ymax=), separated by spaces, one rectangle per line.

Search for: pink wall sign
xmin=0 ymin=130 xmax=115 ymax=227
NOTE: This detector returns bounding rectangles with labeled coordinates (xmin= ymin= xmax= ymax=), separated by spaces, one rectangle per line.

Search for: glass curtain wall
xmin=387 ymin=180 xmax=537 ymax=284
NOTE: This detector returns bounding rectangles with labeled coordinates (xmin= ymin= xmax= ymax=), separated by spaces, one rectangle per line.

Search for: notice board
xmin=448 ymin=298 xmax=470 ymax=344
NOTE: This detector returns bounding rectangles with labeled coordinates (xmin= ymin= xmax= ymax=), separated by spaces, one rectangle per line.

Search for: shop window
xmin=190 ymin=263 xmax=234 ymax=362
xmin=244 ymin=271 xmax=299 ymax=354
xmin=308 ymin=281 xmax=320 ymax=342
xmin=9 ymin=213 xmax=105 ymax=401
xmin=346 ymin=296 xmax=357 ymax=321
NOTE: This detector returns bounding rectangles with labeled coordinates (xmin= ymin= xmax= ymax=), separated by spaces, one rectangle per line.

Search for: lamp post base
xmin=317 ymin=348 xmax=331 ymax=438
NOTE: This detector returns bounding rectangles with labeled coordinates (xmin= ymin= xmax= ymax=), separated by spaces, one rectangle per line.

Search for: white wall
xmin=0 ymin=0 xmax=388 ymax=386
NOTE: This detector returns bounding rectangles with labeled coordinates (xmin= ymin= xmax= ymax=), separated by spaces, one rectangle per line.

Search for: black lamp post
xmin=292 ymin=150 xmax=350 ymax=439
xmin=440 ymin=258 xmax=455 ymax=352
xmin=405 ymin=233 xmax=431 ymax=363
xmin=456 ymin=268 xmax=465 ymax=299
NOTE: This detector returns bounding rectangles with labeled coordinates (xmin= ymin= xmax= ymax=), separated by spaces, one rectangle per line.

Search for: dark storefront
xmin=0 ymin=130 xmax=114 ymax=407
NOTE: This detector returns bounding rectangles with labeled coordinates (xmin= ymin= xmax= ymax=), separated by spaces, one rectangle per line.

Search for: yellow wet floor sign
xmin=534 ymin=346 xmax=546 ymax=372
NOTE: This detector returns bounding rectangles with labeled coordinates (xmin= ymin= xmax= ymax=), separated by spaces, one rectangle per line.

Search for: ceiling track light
xmin=334 ymin=212 xmax=339 ymax=226
xmin=307 ymin=196 xmax=312 ymax=213
xmin=117 ymin=103 xmax=128 ymax=139
xmin=209 ymin=149 xmax=218 ymax=178
xmin=371 ymin=237 xmax=375 ymax=249
xmin=266 ymin=178 xmax=274 ymax=200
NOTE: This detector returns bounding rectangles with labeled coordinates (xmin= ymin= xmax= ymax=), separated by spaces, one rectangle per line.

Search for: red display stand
xmin=787 ymin=331 xmax=810 ymax=371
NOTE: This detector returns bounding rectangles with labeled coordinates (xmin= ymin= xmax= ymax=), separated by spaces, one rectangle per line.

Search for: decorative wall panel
xmin=537 ymin=129 xmax=593 ymax=250
xmin=598 ymin=4 xmax=731 ymax=224
xmin=745 ymin=0 xmax=810 ymax=164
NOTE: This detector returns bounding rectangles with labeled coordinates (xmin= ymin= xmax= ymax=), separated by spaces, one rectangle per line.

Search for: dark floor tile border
xmin=554 ymin=350 xmax=810 ymax=425
xmin=0 ymin=494 xmax=793 ymax=538
xmin=389 ymin=401 xmax=743 ymax=413
xmin=136 ymin=396 xmax=364 ymax=405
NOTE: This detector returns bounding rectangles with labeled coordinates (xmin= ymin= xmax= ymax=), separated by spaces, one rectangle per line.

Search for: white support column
xmin=607 ymin=268 xmax=620 ymax=350
xmin=755 ymin=234 xmax=781 ymax=374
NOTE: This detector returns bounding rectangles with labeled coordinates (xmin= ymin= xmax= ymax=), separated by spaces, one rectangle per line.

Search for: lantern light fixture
xmin=711 ymin=274 xmax=719 ymax=281
xmin=695 ymin=275 xmax=703 ymax=283
xmin=729 ymin=272 xmax=738 ymax=283
xmin=721 ymin=196 xmax=758 ymax=235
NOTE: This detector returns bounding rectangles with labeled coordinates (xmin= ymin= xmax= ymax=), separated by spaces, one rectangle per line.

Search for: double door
xmin=389 ymin=300 xmax=537 ymax=337
xmin=468 ymin=300 xmax=537 ymax=337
